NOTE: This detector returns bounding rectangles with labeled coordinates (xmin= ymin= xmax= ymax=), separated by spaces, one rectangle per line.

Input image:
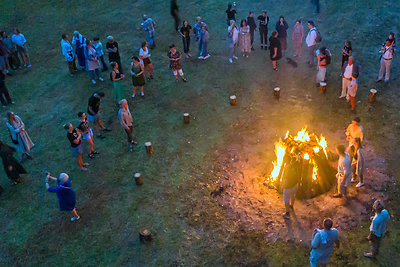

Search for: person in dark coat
xmin=46 ymin=172 xmax=80 ymax=221
xmin=247 ymin=11 xmax=257 ymax=50
xmin=269 ymin=31 xmax=282 ymax=70
xmin=0 ymin=71 xmax=13 ymax=106
xmin=276 ymin=16 xmax=289 ymax=54
xmin=0 ymin=140 xmax=26 ymax=185
xmin=171 ymin=0 xmax=180 ymax=32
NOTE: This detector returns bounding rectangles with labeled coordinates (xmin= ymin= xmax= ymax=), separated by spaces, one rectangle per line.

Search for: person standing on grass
xmin=306 ymin=21 xmax=317 ymax=65
xmin=106 ymin=36 xmax=123 ymax=74
xmin=93 ymin=37 xmax=108 ymax=72
xmin=60 ymin=34 xmax=77 ymax=76
xmin=345 ymin=117 xmax=364 ymax=147
xmin=1 ymin=31 xmax=20 ymax=70
xmin=341 ymin=41 xmax=352 ymax=67
xmin=168 ymin=44 xmax=187 ymax=82
xmin=171 ymin=0 xmax=180 ymax=32
xmin=6 ymin=111 xmax=34 ymax=162
xmin=364 ymin=200 xmax=390 ymax=259
xmin=77 ymin=112 xmax=99 ymax=159
xmin=350 ymin=137 xmax=365 ymax=188
xmin=384 ymin=32 xmax=395 ymax=48
xmin=11 ymin=28 xmax=31 ymax=68
xmin=310 ymin=218 xmax=340 ymax=267
xmin=180 ymin=20 xmax=192 ymax=58
xmin=239 ymin=19 xmax=251 ymax=58
xmin=130 ymin=56 xmax=146 ymax=98
xmin=87 ymin=92 xmax=111 ymax=139
xmin=257 ymin=11 xmax=269 ymax=50
xmin=282 ymin=156 xmax=300 ymax=219
xmin=72 ymin=31 xmax=87 ymax=70
xmin=142 ymin=15 xmax=156 ymax=48
xmin=63 ymin=123 xmax=88 ymax=171
xmin=269 ymin=31 xmax=281 ymax=71
xmin=377 ymin=39 xmax=395 ymax=83
xmin=0 ymin=140 xmax=26 ymax=185
xmin=292 ymin=20 xmax=304 ymax=57
xmin=0 ymin=71 xmax=13 ymax=106
xmin=276 ymin=16 xmax=289 ymax=55
xmin=45 ymin=172 xmax=80 ymax=222
xmin=139 ymin=41 xmax=153 ymax=81
xmin=227 ymin=20 xmax=239 ymax=63
xmin=118 ymin=99 xmax=137 ymax=152
xmin=247 ymin=12 xmax=257 ymax=51
xmin=332 ymin=145 xmax=351 ymax=199
xmin=110 ymin=62 xmax=125 ymax=103
xmin=0 ymin=40 xmax=11 ymax=75
xmin=193 ymin=17 xmax=207 ymax=57
xmin=225 ymin=3 xmax=237 ymax=26
xmin=315 ymin=46 xmax=328 ymax=85
xmin=86 ymin=40 xmax=104 ymax=84
xmin=199 ymin=25 xmax=210 ymax=60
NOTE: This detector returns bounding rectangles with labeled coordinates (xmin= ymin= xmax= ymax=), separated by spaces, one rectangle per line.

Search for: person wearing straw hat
xmin=45 ymin=172 xmax=80 ymax=221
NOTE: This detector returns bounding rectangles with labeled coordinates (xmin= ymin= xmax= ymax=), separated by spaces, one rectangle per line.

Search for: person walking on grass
xmin=168 ymin=44 xmax=187 ymax=82
xmin=239 ymin=19 xmax=251 ymax=58
xmin=72 ymin=31 xmax=86 ymax=70
xmin=247 ymin=12 xmax=257 ymax=50
xmin=282 ymin=156 xmax=300 ymax=219
xmin=142 ymin=15 xmax=156 ymax=48
xmin=257 ymin=11 xmax=269 ymax=50
xmin=228 ymin=20 xmax=239 ymax=63
xmin=110 ymin=62 xmax=125 ymax=103
xmin=60 ymin=34 xmax=76 ymax=76
xmin=345 ymin=117 xmax=364 ymax=147
xmin=106 ymin=36 xmax=123 ymax=74
xmin=11 ymin=28 xmax=31 ymax=68
xmin=364 ymin=200 xmax=390 ymax=259
xmin=77 ymin=112 xmax=99 ymax=159
xmin=0 ymin=140 xmax=26 ymax=185
xmin=193 ymin=17 xmax=207 ymax=57
xmin=6 ymin=111 xmax=34 ymax=162
xmin=306 ymin=21 xmax=318 ymax=65
xmin=292 ymin=20 xmax=304 ymax=57
xmin=341 ymin=41 xmax=352 ymax=67
xmin=340 ymin=57 xmax=359 ymax=110
xmin=377 ymin=39 xmax=395 ymax=83
xmin=139 ymin=41 xmax=153 ymax=81
xmin=269 ymin=31 xmax=282 ymax=71
xmin=45 ymin=172 xmax=80 ymax=222
xmin=63 ymin=123 xmax=88 ymax=171
xmin=276 ymin=16 xmax=289 ymax=55
xmin=350 ymin=137 xmax=365 ymax=188
xmin=310 ymin=218 xmax=340 ymax=267
xmin=130 ymin=56 xmax=146 ymax=98
xmin=93 ymin=37 xmax=108 ymax=72
xmin=199 ymin=25 xmax=210 ymax=60
xmin=86 ymin=40 xmax=104 ymax=84
xmin=118 ymin=99 xmax=137 ymax=152
xmin=87 ymin=92 xmax=111 ymax=139
xmin=180 ymin=20 xmax=192 ymax=58
xmin=332 ymin=145 xmax=351 ymax=199
xmin=0 ymin=71 xmax=13 ymax=106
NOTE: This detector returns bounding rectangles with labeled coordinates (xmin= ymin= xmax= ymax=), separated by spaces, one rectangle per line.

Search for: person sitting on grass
xmin=310 ymin=218 xmax=340 ymax=267
xmin=45 ymin=172 xmax=80 ymax=222
xmin=282 ymin=155 xmax=300 ymax=219
xmin=364 ymin=200 xmax=390 ymax=259
xmin=77 ymin=112 xmax=99 ymax=159
xmin=332 ymin=145 xmax=351 ymax=199
xmin=167 ymin=44 xmax=187 ymax=82
xmin=63 ymin=123 xmax=88 ymax=171
xmin=87 ymin=92 xmax=111 ymax=139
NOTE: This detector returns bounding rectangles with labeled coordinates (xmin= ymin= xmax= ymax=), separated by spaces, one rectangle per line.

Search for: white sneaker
xmin=204 ymin=54 xmax=210 ymax=59
xmin=91 ymin=80 xmax=96 ymax=84
xmin=356 ymin=182 xmax=364 ymax=188
xmin=233 ymin=56 xmax=238 ymax=60
xmin=198 ymin=56 xmax=204 ymax=59
xmin=229 ymin=59 xmax=233 ymax=63
xmin=99 ymin=77 xmax=104 ymax=81
xmin=141 ymin=92 xmax=144 ymax=96
xmin=131 ymin=94 xmax=135 ymax=98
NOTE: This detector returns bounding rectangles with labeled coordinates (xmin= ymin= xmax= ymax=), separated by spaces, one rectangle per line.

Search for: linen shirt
xmin=12 ymin=33 xmax=26 ymax=46
xmin=306 ymin=28 xmax=317 ymax=47
xmin=370 ymin=209 xmax=390 ymax=237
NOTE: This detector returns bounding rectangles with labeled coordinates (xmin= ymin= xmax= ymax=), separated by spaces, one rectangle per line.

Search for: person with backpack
xmin=306 ymin=21 xmax=320 ymax=65
xmin=316 ymin=46 xmax=330 ymax=85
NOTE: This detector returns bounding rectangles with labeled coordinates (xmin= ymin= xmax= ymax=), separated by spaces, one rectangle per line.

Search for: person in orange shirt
xmin=345 ymin=117 xmax=364 ymax=146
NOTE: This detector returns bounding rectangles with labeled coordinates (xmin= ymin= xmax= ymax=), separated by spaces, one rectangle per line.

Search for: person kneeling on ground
xmin=310 ymin=218 xmax=340 ymax=267
xmin=45 ymin=172 xmax=80 ymax=222
xmin=364 ymin=200 xmax=390 ymax=259
xmin=167 ymin=44 xmax=187 ymax=82
xmin=333 ymin=145 xmax=351 ymax=199
xmin=282 ymin=155 xmax=300 ymax=219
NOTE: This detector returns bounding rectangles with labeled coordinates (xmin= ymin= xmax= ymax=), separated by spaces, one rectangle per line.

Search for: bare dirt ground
xmin=213 ymin=112 xmax=395 ymax=246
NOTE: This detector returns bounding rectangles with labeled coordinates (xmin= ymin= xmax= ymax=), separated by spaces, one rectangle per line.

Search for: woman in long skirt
xmin=110 ymin=62 xmax=125 ymax=103
xmin=6 ymin=111 xmax=34 ymax=161
xmin=292 ymin=20 xmax=304 ymax=57
xmin=239 ymin=19 xmax=251 ymax=57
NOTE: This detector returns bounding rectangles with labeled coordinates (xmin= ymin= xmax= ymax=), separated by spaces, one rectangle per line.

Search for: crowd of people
xmin=0 ymin=1 xmax=394 ymax=264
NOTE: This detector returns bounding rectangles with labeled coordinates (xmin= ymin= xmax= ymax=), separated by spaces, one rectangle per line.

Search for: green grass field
xmin=1 ymin=0 xmax=400 ymax=266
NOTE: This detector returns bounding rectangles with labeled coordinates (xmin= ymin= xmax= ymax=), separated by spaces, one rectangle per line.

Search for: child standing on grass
xmin=93 ymin=37 xmax=108 ymax=72
xmin=167 ymin=44 xmax=187 ymax=82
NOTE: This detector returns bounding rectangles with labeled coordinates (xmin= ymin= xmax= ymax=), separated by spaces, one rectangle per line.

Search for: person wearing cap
xmin=93 ymin=37 xmax=108 ymax=72
xmin=141 ymin=14 xmax=156 ymax=48
xmin=310 ymin=218 xmax=340 ymax=267
xmin=106 ymin=36 xmax=123 ymax=73
xmin=345 ymin=117 xmax=364 ymax=146
xmin=45 ymin=172 xmax=80 ymax=221
xmin=193 ymin=17 xmax=207 ymax=57
xmin=71 ymin=31 xmax=87 ymax=70
xmin=118 ymin=99 xmax=137 ymax=151
xmin=167 ymin=44 xmax=187 ymax=82
xmin=60 ymin=33 xmax=77 ymax=75
xmin=364 ymin=200 xmax=390 ymax=258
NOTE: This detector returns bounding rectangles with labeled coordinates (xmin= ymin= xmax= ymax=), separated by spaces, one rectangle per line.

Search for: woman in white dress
xmin=6 ymin=111 xmax=34 ymax=161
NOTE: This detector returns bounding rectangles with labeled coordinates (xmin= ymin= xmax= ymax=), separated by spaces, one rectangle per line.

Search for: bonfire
xmin=265 ymin=127 xmax=336 ymax=199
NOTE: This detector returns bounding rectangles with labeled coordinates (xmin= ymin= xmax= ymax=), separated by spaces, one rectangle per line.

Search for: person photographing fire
xmin=333 ymin=145 xmax=351 ymax=199
xmin=282 ymin=155 xmax=301 ymax=219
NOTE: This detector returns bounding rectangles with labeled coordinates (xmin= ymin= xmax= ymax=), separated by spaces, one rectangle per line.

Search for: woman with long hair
xmin=6 ymin=111 xmax=34 ymax=161
xmin=110 ymin=61 xmax=125 ymax=103
xmin=239 ymin=19 xmax=251 ymax=57
xmin=130 ymin=56 xmax=145 ymax=98
xmin=139 ymin=41 xmax=153 ymax=80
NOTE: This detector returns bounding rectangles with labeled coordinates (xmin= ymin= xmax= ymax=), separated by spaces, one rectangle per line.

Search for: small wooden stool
xmin=230 ymin=95 xmax=237 ymax=105
xmin=134 ymin=173 xmax=143 ymax=185
xmin=274 ymin=87 xmax=280 ymax=99
xmin=183 ymin=113 xmax=190 ymax=124
xmin=145 ymin=142 xmax=153 ymax=154
xmin=368 ymin=89 xmax=377 ymax=103
xmin=319 ymin=82 xmax=327 ymax=94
